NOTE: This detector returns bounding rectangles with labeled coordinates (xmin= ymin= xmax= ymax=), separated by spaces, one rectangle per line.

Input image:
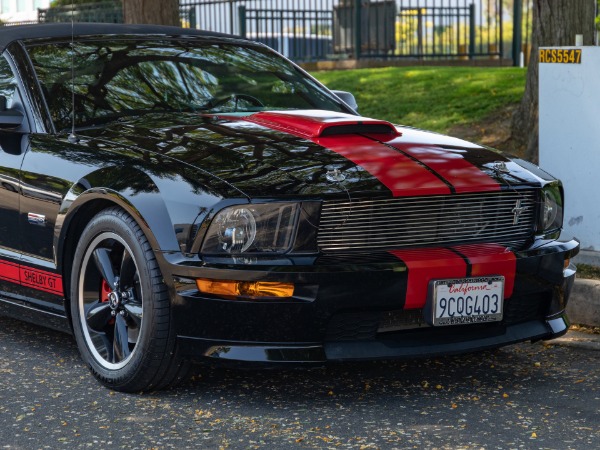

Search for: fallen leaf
xmin=195 ymin=410 xmax=213 ymax=419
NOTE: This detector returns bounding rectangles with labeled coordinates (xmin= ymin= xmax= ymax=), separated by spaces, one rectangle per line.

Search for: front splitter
xmin=177 ymin=315 xmax=569 ymax=365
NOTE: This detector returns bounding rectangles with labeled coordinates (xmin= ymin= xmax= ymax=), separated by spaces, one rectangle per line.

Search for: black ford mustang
xmin=0 ymin=23 xmax=579 ymax=392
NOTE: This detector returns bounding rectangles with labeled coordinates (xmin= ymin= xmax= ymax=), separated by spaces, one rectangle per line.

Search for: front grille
xmin=326 ymin=312 xmax=381 ymax=341
xmin=316 ymin=252 xmax=401 ymax=266
xmin=325 ymin=295 xmax=551 ymax=342
xmin=378 ymin=309 xmax=428 ymax=332
xmin=326 ymin=310 xmax=429 ymax=341
xmin=503 ymin=293 xmax=550 ymax=324
xmin=318 ymin=190 xmax=537 ymax=252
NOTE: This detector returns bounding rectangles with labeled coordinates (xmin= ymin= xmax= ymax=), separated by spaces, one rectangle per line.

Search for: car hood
xmin=82 ymin=110 xmax=546 ymax=199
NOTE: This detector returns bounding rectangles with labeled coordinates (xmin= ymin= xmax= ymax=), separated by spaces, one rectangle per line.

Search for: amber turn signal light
xmin=196 ymin=278 xmax=294 ymax=299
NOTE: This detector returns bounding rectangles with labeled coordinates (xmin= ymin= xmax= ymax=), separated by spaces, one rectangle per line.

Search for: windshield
xmin=27 ymin=38 xmax=347 ymax=131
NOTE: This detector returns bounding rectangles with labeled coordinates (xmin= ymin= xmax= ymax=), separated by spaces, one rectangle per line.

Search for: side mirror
xmin=332 ymin=90 xmax=358 ymax=113
xmin=0 ymin=96 xmax=23 ymax=129
xmin=0 ymin=110 xmax=23 ymax=128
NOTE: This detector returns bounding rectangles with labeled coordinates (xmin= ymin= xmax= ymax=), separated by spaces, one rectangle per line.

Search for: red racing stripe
xmin=242 ymin=111 xmax=452 ymax=196
xmin=453 ymin=244 xmax=516 ymax=298
xmin=0 ymin=259 xmax=20 ymax=284
xmin=316 ymin=134 xmax=453 ymax=196
xmin=389 ymin=248 xmax=468 ymax=309
xmin=0 ymin=259 xmax=63 ymax=295
xmin=389 ymin=141 xmax=501 ymax=193
xmin=390 ymin=244 xmax=516 ymax=309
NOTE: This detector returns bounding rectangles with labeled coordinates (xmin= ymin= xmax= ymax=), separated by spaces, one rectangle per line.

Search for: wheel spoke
xmin=123 ymin=302 xmax=143 ymax=326
xmin=112 ymin=313 xmax=130 ymax=363
xmin=85 ymin=301 xmax=113 ymax=332
xmin=119 ymin=249 xmax=136 ymax=288
xmin=93 ymin=247 xmax=116 ymax=288
xmin=101 ymin=333 xmax=114 ymax=363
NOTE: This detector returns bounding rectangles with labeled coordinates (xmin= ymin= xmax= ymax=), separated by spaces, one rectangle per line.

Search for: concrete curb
xmin=547 ymin=330 xmax=600 ymax=351
xmin=567 ymin=278 xmax=600 ymax=328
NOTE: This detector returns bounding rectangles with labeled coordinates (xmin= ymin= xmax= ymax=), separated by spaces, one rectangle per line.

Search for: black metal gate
xmin=238 ymin=7 xmax=334 ymax=60
xmin=180 ymin=0 xmax=505 ymax=62
xmin=31 ymin=0 xmax=507 ymax=64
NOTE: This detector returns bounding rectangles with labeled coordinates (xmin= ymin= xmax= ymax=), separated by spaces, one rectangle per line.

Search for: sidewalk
xmin=550 ymin=250 xmax=600 ymax=350
xmin=566 ymin=278 xmax=600 ymax=328
xmin=568 ymin=250 xmax=600 ymax=328
xmin=551 ymin=329 xmax=600 ymax=351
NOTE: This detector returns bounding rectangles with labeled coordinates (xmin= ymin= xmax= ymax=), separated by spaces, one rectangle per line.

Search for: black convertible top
xmin=0 ymin=23 xmax=234 ymax=51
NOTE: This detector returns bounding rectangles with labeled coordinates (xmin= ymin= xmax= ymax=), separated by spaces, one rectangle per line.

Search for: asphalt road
xmin=0 ymin=316 xmax=599 ymax=450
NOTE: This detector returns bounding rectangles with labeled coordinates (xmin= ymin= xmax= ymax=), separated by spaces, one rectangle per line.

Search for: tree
xmin=510 ymin=0 xmax=596 ymax=163
xmin=122 ymin=0 xmax=180 ymax=26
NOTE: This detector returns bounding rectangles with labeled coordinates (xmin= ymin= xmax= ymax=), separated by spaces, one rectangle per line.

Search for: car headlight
xmin=540 ymin=183 xmax=563 ymax=233
xmin=202 ymin=203 xmax=300 ymax=254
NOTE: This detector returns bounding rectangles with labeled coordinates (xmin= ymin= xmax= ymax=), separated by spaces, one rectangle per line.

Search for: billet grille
xmin=318 ymin=190 xmax=538 ymax=252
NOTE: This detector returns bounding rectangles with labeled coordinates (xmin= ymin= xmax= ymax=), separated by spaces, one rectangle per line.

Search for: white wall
xmin=539 ymin=46 xmax=600 ymax=251
xmin=0 ymin=0 xmax=50 ymax=23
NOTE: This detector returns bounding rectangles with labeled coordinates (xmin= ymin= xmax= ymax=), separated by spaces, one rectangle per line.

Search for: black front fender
xmin=55 ymin=165 xmax=223 ymax=271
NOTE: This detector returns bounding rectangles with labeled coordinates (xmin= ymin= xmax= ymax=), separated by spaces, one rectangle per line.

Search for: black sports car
xmin=0 ymin=23 xmax=579 ymax=392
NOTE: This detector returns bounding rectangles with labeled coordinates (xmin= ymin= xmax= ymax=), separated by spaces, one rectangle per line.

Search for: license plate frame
xmin=428 ymin=276 xmax=504 ymax=326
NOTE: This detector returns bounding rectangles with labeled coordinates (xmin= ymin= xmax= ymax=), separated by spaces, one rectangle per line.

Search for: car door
xmin=0 ymin=50 xmax=68 ymax=325
xmin=0 ymin=54 xmax=28 ymax=296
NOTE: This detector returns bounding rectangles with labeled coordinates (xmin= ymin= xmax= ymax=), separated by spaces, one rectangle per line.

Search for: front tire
xmin=70 ymin=207 xmax=188 ymax=392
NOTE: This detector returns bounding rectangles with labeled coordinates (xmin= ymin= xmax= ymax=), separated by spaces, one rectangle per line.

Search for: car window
xmin=0 ymin=55 xmax=18 ymax=110
xmin=26 ymin=39 xmax=346 ymax=132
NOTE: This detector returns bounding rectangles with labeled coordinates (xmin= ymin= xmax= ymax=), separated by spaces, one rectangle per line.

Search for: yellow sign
xmin=539 ymin=48 xmax=582 ymax=64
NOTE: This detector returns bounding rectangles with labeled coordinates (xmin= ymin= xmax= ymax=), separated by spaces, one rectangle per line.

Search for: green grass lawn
xmin=312 ymin=66 xmax=526 ymax=134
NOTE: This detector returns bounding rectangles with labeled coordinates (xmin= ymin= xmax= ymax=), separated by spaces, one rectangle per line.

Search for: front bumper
xmin=177 ymin=315 xmax=570 ymax=364
xmin=165 ymin=239 xmax=579 ymax=364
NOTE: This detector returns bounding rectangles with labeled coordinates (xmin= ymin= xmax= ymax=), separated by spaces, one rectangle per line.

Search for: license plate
xmin=429 ymin=276 xmax=504 ymax=326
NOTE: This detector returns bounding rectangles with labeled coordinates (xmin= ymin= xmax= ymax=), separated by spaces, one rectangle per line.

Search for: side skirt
xmin=0 ymin=294 xmax=71 ymax=334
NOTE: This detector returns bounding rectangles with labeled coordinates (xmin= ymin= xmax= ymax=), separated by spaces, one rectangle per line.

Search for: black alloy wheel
xmin=70 ymin=207 xmax=188 ymax=392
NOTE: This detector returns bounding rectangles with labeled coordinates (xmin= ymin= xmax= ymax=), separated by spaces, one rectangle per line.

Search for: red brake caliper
xmin=101 ymin=279 xmax=115 ymax=324
xmin=101 ymin=279 xmax=111 ymax=302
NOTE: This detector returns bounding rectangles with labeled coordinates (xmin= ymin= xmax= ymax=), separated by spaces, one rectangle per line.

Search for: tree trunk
xmin=123 ymin=0 xmax=180 ymax=26
xmin=510 ymin=0 xmax=595 ymax=163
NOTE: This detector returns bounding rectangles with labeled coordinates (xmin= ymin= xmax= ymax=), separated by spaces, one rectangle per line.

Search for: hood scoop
xmin=244 ymin=110 xmax=401 ymax=139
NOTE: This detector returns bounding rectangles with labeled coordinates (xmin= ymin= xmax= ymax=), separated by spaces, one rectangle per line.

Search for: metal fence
xmin=181 ymin=0 xmax=505 ymax=62
xmin=238 ymin=8 xmax=334 ymax=60
xmin=27 ymin=0 xmax=507 ymax=63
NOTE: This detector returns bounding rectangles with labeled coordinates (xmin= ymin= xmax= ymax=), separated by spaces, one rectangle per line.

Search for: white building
xmin=1 ymin=0 xmax=50 ymax=23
